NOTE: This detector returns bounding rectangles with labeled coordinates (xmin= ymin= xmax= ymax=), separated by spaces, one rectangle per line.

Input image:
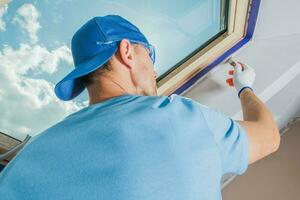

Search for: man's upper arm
xmin=198 ymin=104 xmax=249 ymax=175
xmin=235 ymin=120 xmax=279 ymax=164
xmin=168 ymin=94 xmax=249 ymax=175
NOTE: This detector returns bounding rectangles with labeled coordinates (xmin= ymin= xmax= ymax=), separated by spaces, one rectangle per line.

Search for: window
xmin=157 ymin=0 xmax=253 ymax=95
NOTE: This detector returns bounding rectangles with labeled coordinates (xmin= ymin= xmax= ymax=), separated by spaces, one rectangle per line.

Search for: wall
xmin=222 ymin=119 xmax=300 ymax=200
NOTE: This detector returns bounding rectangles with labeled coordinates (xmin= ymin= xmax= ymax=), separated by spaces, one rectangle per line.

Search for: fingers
xmin=226 ymin=60 xmax=247 ymax=87
xmin=234 ymin=62 xmax=244 ymax=73
xmin=227 ymin=69 xmax=235 ymax=87
xmin=240 ymin=61 xmax=255 ymax=74
xmin=237 ymin=61 xmax=245 ymax=71
xmin=226 ymin=78 xmax=234 ymax=86
xmin=229 ymin=60 xmax=245 ymax=71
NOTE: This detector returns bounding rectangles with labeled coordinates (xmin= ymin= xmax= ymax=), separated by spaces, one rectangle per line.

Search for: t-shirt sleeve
xmin=168 ymin=94 xmax=249 ymax=175
xmin=198 ymin=103 xmax=249 ymax=175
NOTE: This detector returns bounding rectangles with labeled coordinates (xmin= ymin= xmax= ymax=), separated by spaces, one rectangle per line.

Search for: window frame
xmin=157 ymin=0 xmax=260 ymax=96
xmin=0 ymin=132 xmax=32 ymax=167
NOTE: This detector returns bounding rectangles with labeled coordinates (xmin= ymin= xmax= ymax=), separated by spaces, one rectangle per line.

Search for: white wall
xmin=183 ymin=0 xmax=300 ymax=130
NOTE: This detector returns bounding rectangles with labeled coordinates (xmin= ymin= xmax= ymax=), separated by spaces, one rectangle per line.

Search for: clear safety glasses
xmin=100 ymin=39 xmax=156 ymax=64
xmin=129 ymin=40 xmax=156 ymax=64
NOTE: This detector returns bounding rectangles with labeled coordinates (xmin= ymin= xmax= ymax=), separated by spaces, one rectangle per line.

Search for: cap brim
xmin=55 ymin=44 xmax=118 ymax=101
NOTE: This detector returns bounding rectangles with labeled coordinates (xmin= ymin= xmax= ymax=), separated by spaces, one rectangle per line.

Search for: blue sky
xmin=0 ymin=0 xmax=222 ymax=139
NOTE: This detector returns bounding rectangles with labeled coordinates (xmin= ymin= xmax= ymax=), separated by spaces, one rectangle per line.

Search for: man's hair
xmin=81 ymin=42 xmax=139 ymax=87
xmin=80 ymin=61 xmax=112 ymax=87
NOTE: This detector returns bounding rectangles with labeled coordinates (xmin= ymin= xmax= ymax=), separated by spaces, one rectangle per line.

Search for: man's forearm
xmin=239 ymin=88 xmax=274 ymax=123
xmin=239 ymin=87 xmax=281 ymax=144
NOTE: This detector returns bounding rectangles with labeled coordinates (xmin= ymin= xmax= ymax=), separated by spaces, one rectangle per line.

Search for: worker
xmin=0 ymin=15 xmax=280 ymax=199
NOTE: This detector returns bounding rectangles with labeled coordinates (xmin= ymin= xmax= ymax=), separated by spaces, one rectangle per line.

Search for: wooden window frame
xmin=157 ymin=0 xmax=260 ymax=96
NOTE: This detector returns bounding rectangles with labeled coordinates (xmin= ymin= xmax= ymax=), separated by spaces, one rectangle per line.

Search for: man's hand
xmin=226 ymin=60 xmax=256 ymax=98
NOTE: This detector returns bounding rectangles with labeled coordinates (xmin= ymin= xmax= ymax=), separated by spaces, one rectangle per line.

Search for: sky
xmin=0 ymin=0 xmax=222 ymax=139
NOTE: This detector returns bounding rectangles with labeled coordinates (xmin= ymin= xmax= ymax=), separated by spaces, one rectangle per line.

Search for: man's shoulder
xmin=167 ymin=94 xmax=209 ymax=110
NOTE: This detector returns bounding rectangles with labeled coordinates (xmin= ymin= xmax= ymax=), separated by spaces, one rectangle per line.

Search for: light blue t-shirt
xmin=0 ymin=94 xmax=249 ymax=200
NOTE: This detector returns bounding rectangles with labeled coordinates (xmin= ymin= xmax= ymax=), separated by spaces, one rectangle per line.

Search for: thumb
xmin=234 ymin=62 xmax=243 ymax=74
xmin=243 ymin=63 xmax=254 ymax=73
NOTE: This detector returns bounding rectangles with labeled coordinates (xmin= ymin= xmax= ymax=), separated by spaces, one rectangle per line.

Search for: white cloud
xmin=0 ymin=42 xmax=84 ymax=139
xmin=0 ymin=3 xmax=87 ymax=140
xmin=1 ymin=43 xmax=73 ymax=75
xmin=0 ymin=4 xmax=8 ymax=31
xmin=12 ymin=3 xmax=41 ymax=44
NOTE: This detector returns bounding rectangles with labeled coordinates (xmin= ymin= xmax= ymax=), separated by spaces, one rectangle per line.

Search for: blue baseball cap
xmin=54 ymin=15 xmax=155 ymax=101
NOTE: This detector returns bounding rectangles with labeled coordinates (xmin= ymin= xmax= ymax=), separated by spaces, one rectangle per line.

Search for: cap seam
xmin=93 ymin=18 xmax=108 ymax=42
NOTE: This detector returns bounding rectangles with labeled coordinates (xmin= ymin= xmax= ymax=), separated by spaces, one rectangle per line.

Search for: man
xmin=0 ymin=15 xmax=280 ymax=199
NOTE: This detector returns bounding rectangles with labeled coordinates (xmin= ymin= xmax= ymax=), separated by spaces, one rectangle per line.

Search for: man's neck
xmin=88 ymin=91 xmax=130 ymax=106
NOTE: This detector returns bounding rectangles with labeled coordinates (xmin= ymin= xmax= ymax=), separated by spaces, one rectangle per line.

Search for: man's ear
xmin=118 ymin=39 xmax=134 ymax=69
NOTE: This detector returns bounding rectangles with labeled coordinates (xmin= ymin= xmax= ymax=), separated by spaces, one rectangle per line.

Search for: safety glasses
xmin=103 ymin=39 xmax=156 ymax=64
xmin=129 ymin=40 xmax=156 ymax=64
